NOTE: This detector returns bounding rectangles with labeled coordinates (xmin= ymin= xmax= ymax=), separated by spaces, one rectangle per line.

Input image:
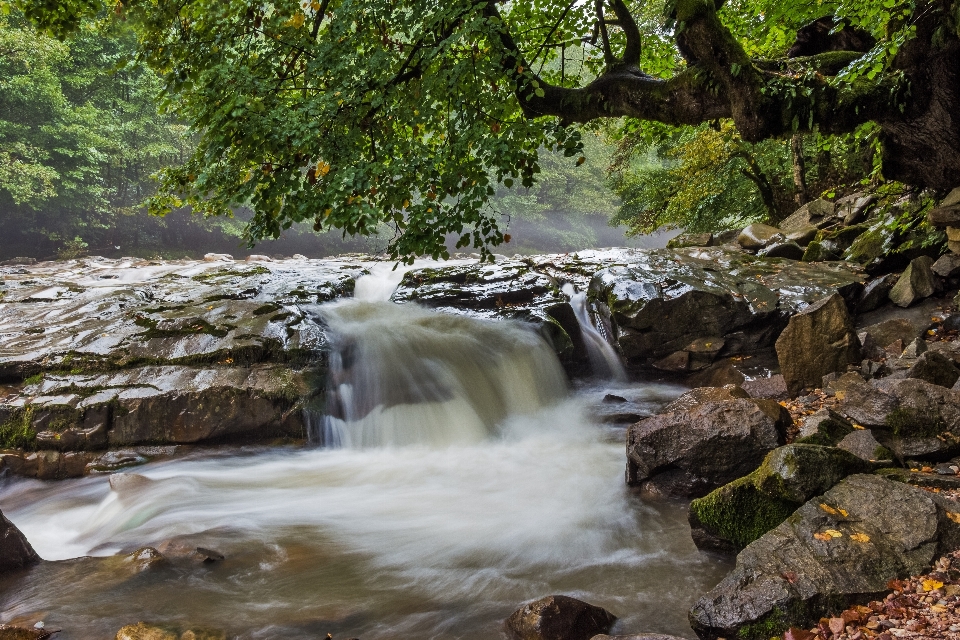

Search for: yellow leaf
xmin=947 ymin=512 xmax=960 ymax=524
xmin=849 ymin=533 xmax=870 ymax=543
xmin=835 ymin=390 xmax=846 ymax=400
xmin=284 ymin=12 xmax=306 ymax=27
xmin=820 ymin=504 xmax=838 ymax=515
xmin=923 ymin=579 xmax=944 ymax=592
xmin=825 ymin=529 xmax=843 ymax=538
xmin=813 ymin=532 xmax=832 ymax=541
xmin=838 ymin=508 xmax=848 ymax=517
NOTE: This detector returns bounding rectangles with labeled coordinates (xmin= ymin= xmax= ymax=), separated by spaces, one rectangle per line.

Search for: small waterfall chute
xmin=562 ymin=283 xmax=627 ymax=381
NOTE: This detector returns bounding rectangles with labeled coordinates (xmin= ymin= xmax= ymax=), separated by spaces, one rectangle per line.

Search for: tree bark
xmin=791 ymin=135 xmax=808 ymax=206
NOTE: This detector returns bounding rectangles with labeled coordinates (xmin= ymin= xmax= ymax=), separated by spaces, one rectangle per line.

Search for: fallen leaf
xmin=923 ymin=578 xmax=944 ymax=591
xmin=829 ymin=617 xmax=845 ymax=634
xmin=838 ymin=508 xmax=849 ymax=517
xmin=850 ymin=532 xmax=871 ymax=543
xmin=825 ymin=529 xmax=843 ymax=538
xmin=946 ymin=512 xmax=960 ymax=524
xmin=922 ymin=466 xmax=934 ymax=472
xmin=783 ymin=627 xmax=817 ymax=640
xmin=820 ymin=503 xmax=839 ymax=515
xmin=781 ymin=570 xmax=798 ymax=583
xmin=814 ymin=532 xmax=832 ymax=541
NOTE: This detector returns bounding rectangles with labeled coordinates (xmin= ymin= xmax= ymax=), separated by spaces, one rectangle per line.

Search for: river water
xmin=0 ymin=262 xmax=731 ymax=639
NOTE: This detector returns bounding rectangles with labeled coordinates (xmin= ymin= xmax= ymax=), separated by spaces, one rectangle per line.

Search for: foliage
xmin=0 ymin=14 xmax=193 ymax=257
xmin=10 ymin=0 xmax=958 ymax=259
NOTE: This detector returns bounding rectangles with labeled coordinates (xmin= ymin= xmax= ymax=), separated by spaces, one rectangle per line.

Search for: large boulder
xmin=779 ymin=199 xmax=836 ymax=234
xmin=689 ymin=474 xmax=960 ymax=640
xmin=838 ymin=378 xmax=960 ymax=459
xmin=775 ymin=293 xmax=862 ymax=397
xmin=737 ymin=224 xmax=783 ymax=251
xmin=4 ymin=365 xmax=309 ymax=449
xmin=589 ymin=248 xmax=865 ymax=365
xmin=889 ymin=256 xmax=936 ymax=307
xmin=626 ymin=391 xmax=790 ymax=498
xmin=0 ymin=509 xmax=41 ymax=571
xmin=506 ymin=595 xmax=616 ymax=640
xmin=858 ymin=318 xmax=921 ymax=352
xmin=688 ymin=445 xmax=873 ymax=552
xmin=0 ymin=257 xmax=353 ymax=381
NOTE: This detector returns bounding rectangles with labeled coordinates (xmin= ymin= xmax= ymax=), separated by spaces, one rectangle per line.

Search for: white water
xmin=0 ymin=262 xmax=729 ymax=639
xmin=562 ymin=283 xmax=627 ymax=381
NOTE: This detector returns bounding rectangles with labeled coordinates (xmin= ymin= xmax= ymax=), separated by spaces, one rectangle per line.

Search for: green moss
xmin=191 ymin=266 xmax=270 ymax=283
xmin=691 ymin=472 xmax=801 ymax=550
xmin=873 ymin=445 xmax=893 ymax=460
xmin=795 ymin=416 xmax=854 ymax=446
xmin=0 ymin=407 xmax=36 ymax=449
xmin=23 ymin=373 xmax=43 ymax=386
xmin=886 ymin=407 xmax=946 ymax=438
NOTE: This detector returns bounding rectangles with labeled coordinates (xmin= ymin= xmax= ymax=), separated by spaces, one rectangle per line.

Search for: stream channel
xmin=0 ymin=264 xmax=732 ymax=639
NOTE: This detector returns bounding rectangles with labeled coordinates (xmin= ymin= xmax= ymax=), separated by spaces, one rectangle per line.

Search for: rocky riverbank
xmin=3 ymin=187 xmax=960 ymax=640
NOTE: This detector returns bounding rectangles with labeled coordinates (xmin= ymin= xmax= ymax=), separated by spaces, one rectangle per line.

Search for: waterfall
xmin=562 ymin=283 xmax=627 ymax=381
xmin=306 ymin=262 xmax=568 ymax=448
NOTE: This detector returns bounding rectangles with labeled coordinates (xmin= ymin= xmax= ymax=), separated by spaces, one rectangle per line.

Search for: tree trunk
xmin=791 ymin=134 xmax=808 ymax=206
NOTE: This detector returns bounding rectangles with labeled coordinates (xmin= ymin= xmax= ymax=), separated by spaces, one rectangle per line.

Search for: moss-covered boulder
xmin=690 ymin=474 xmax=960 ymax=640
xmin=689 ymin=444 xmax=873 ymax=552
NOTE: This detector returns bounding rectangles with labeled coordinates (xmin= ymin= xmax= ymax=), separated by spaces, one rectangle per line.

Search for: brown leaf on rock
xmin=829 ymin=617 xmax=846 ymax=634
xmin=784 ymin=627 xmax=817 ymax=640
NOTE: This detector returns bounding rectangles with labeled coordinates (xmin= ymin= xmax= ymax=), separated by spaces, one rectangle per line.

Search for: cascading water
xmin=0 ymin=259 xmax=731 ymax=640
xmin=562 ymin=283 xmax=627 ymax=381
xmin=316 ymin=301 xmax=567 ymax=448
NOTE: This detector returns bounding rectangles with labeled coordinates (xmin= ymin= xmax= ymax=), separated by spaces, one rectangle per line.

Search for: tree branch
xmin=594 ymin=0 xmax=615 ymax=66
xmin=608 ymin=0 xmax=642 ymax=66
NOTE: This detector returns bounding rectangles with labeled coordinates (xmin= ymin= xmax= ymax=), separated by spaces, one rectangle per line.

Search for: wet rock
xmin=906 ymin=350 xmax=960 ymax=388
xmin=758 ymin=242 xmax=805 ymax=261
xmin=800 ymin=240 xmax=838 ymax=263
xmin=838 ymin=378 xmax=960 ymax=459
xmin=836 ymin=194 xmax=876 ymax=226
xmin=689 ymin=474 xmax=960 ymax=640
xmin=779 ymin=199 xmax=836 ymax=234
xmin=689 ymin=445 xmax=872 ymax=552
xmin=0 ymin=258 xmax=357 ymax=381
xmin=785 ymin=225 xmax=819 ymax=247
xmin=666 ymin=232 xmax=712 ymax=249
xmin=125 ymin=547 xmax=166 ymax=572
xmin=602 ymin=394 xmax=627 ymax=404
xmin=795 ymin=409 xmax=854 ymax=446
xmin=589 ymin=248 xmax=865 ymax=364
xmin=0 ymin=625 xmax=56 ymax=640
xmin=658 ymin=385 xmax=749 ymax=413
xmin=737 ymin=224 xmax=784 ymax=251
xmin=902 ymin=336 xmax=928 ymax=358
xmin=741 ymin=375 xmax=789 ymax=401
xmin=856 ymin=273 xmax=899 ymax=313
xmin=115 ymin=623 xmax=178 ymax=640
xmin=889 ymin=256 xmax=936 ymax=307
xmin=775 ymin=293 xmax=862 ymax=397
xmin=0 ymin=509 xmax=41 ymax=571
xmin=626 ymin=396 xmax=789 ymax=498
xmin=195 ymin=547 xmax=224 ymax=563
xmin=836 ymin=429 xmax=893 ymax=461
xmin=933 ymin=254 xmax=960 ymax=278
xmin=860 ymin=318 xmax=920 ymax=352
xmin=506 ymin=595 xmax=616 ymax=640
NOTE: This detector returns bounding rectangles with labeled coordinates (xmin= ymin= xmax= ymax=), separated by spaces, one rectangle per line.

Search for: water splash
xmin=562 ymin=283 xmax=626 ymax=381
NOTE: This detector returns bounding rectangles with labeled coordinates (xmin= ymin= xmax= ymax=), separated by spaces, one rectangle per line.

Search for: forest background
xmin=0 ymin=10 xmax=897 ymax=261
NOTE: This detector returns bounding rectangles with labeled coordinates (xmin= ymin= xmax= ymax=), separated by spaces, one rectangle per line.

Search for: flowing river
xmin=0 ymin=263 xmax=731 ymax=639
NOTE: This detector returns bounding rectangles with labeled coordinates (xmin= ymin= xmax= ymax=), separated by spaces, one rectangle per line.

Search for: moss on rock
xmin=690 ymin=444 xmax=873 ymax=551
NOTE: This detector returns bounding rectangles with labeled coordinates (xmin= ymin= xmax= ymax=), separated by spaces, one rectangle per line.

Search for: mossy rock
xmin=689 ymin=444 xmax=873 ymax=551
xmin=795 ymin=410 xmax=854 ymax=446
xmin=801 ymin=240 xmax=838 ymax=262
